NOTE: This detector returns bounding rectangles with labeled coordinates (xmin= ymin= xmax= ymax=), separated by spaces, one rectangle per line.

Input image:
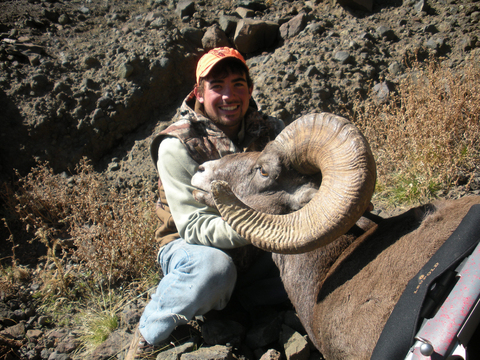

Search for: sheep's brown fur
xmin=274 ymin=195 xmax=480 ymax=360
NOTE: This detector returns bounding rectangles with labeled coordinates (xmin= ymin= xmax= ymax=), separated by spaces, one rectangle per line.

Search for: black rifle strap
xmin=371 ymin=204 xmax=480 ymax=360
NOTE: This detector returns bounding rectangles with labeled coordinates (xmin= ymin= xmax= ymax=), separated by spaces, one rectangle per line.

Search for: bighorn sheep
xmin=191 ymin=113 xmax=480 ymax=360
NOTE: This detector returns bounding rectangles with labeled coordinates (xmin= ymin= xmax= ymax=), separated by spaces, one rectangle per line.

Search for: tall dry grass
xmin=354 ymin=59 xmax=480 ymax=205
xmin=2 ymin=158 xmax=166 ymax=356
xmin=3 ymin=158 xmax=159 ymax=288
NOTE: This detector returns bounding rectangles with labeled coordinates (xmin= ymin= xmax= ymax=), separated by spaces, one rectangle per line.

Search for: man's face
xmin=195 ymin=69 xmax=253 ymax=136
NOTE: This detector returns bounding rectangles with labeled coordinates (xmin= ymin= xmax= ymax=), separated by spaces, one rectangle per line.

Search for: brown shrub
xmin=4 ymin=158 xmax=159 ymax=284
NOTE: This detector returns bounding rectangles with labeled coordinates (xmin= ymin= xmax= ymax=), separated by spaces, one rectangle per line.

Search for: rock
xmin=234 ymin=19 xmax=279 ymax=53
xmin=30 ymin=74 xmax=50 ymax=91
xmin=219 ymin=15 xmax=240 ymax=36
xmin=376 ymin=25 xmax=396 ymax=41
xmin=13 ymin=308 xmax=26 ymax=320
xmin=91 ymin=329 xmax=128 ymax=360
xmin=471 ymin=11 xmax=480 ymax=23
xmin=304 ymin=22 xmax=325 ymax=35
xmin=426 ymin=36 xmax=446 ymax=51
xmin=83 ymin=55 xmax=101 ymax=68
xmin=56 ymin=335 xmax=79 ymax=353
xmin=156 ymin=338 xmax=197 ymax=360
xmin=413 ymin=0 xmax=425 ymax=14
xmin=47 ymin=351 xmax=70 ymax=360
xmin=52 ymin=81 xmax=71 ymax=94
xmin=1 ymin=322 xmax=26 ymax=340
xmin=305 ymin=65 xmax=321 ymax=77
xmin=107 ymin=160 xmax=120 ymax=171
xmin=279 ymin=13 xmax=308 ymax=39
xmin=150 ymin=17 xmax=168 ymax=29
xmin=97 ymin=96 xmax=112 ymax=109
xmin=92 ymin=108 xmax=105 ymax=120
xmin=235 ymin=0 xmax=268 ymax=11
xmin=235 ymin=7 xmax=255 ymax=19
xmin=38 ymin=315 xmax=53 ymax=326
xmin=118 ymin=63 xmax=134 ymax=79
xmin=145 ymin=11 xmax=163 ymax=23
xmin=423 ymin=24 xmax=439 ymax=34
xmin=333 ymin=51 xmax=352 ymax=64
xmin=79 ymin=6 xmax=90 ymax=15
xmin=0 ymin=303 xmax=16 ymax=326
xmin=460 ymin=35 xmax=478 ymax=51
xmin=58 ymin=14 xmax=70 ymax=25
xmin=202 ymin=25 xmax=231 ymax=50
xmin=283 ymin=311 xmax=305 ymax=335
xmin=181 ymin=345 xmax=234 ymax=360
xmin=260 ymin=349 xmax=282 ymax=360
xmin=181 ymin=27 xmax=204 ymax=48
xmin=372 ymin=81 xmax=390 ymax=104
xmin=47 ymin=329 xmax=68 ymax=340
xmin=281 ymin=325 xmax=310 ymax=360
xmin=42 ymin=9 xmax=59 ymax=22
xmin=388 ymin=60 xmax=403 ymax=76
xmin=26 ymin=329 xmax=44 ymax=339
xmin=337 ymin=0 xmax=373 ymax=12
xmin=176 ymin=0 xmax=195 ymax=19
xmin=245 ymin=313 xmax=283 ymax=349
xmin=42 ymin=349 xmax=53 ymax=359
xmin=82 ymin=78 xmax=99 ymax=90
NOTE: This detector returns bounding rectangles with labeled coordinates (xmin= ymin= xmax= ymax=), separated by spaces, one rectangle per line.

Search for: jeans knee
xmin=189 ymin=251 xmax=234 ymax=300
xmin=204 ymin=250 xmax=237 ymax=285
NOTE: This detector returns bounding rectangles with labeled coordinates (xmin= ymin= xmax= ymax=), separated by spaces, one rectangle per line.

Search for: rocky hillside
xmin=0 ymin=0 xmax=479 ymax=359
xmin=1 ymin=0 xmax=479 ymax=187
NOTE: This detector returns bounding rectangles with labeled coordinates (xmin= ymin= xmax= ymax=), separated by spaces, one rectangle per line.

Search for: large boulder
xmin=234 ymin=19 xmax=279 ymax=53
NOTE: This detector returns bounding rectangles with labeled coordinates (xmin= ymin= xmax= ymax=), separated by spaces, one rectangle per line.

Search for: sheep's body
xmin=274 ymin=196 xmax=480 ymax=359
xmin=193 ymin=151 xmax=480 ymax=358
xmin=190 ymin=113 xmax=480 ymax=359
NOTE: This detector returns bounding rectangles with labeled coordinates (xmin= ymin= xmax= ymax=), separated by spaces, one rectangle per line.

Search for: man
xmin=126 ymin=47 xmax=286 ymax=359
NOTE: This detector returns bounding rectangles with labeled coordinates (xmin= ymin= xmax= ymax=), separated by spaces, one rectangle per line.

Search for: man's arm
xmin=157 ymin=137 xmax=249 ymax=248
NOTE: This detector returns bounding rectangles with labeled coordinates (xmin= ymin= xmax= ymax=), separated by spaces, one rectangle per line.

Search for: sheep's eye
xmin=259 ymin=167 xmax=269 ymax=177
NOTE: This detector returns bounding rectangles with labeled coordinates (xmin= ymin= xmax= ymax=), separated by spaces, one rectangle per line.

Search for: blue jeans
xmin=139 ymin=239 xmax=288 ymax=345
xmin=139 ymin=239 xmax=237 ymax=345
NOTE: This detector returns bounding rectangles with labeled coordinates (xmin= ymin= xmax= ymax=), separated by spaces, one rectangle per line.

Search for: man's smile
xmin=219 ymin=105 xmax=239 ymax=111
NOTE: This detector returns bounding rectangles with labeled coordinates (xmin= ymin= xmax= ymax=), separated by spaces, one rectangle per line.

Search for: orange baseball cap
xmin=196 ymin=47 xmax=248 ymax=85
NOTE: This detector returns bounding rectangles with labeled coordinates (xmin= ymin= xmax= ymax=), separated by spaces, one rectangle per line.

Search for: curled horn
xmin=211 ymin=112 xmax=377 ymax=254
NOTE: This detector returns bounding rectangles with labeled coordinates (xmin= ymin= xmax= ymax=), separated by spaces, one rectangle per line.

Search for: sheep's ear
xmin=211 ymin=180 xmax=247 ymax=214
xmin=192 ymin=189 xmax=217 ymax=209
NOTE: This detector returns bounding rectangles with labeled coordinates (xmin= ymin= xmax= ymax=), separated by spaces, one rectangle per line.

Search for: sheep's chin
xmin=192 ymin=189 xmax=217 ymax=209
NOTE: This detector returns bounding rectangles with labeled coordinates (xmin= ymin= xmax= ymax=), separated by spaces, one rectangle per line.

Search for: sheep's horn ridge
xmin=212 ymin=112 xmax=377 ymax=254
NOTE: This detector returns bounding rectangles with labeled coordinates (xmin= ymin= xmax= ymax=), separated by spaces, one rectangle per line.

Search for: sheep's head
xmin=192 ymin=149 xmax=320 ymax=215
xmin=192 ymin=113 xmax=376 ymax=254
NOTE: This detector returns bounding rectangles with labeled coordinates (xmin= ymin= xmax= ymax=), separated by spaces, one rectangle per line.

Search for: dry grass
xmin=3 ymin=158 xmax=160 ymax=288
xmin=354 ymin=59 xmax=480 ymax=205
xmin=1 ymin=158 xmax=161 ymax=352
